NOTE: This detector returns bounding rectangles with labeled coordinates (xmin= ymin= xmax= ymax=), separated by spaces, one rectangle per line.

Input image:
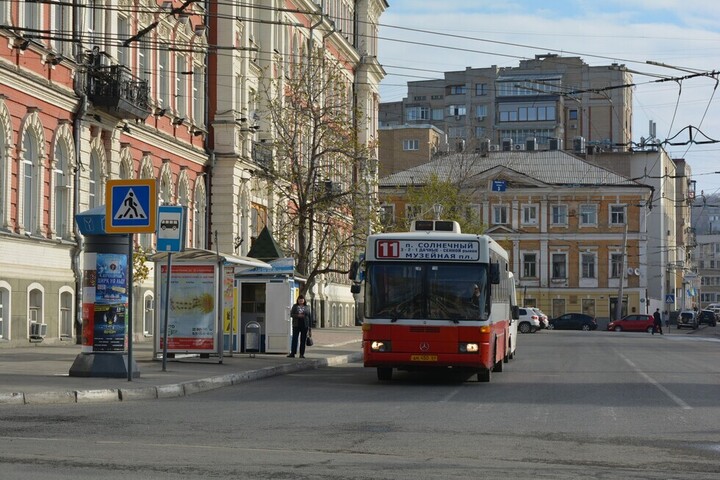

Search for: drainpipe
xmin=70 ymin=0 xmax=87 ymax=344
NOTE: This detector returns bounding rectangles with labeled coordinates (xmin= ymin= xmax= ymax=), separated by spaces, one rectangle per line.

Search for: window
xmin=493 ymin=205 xmax=508 ymax=224
xmin=379 ymin=205 xmax=395 ymax=225
xmin=193 ymin=65 xmax=205 ymax=126
xmin=406 ymin=204 xmax=422 ymax=221
xmin=552 ymin=253 xmax=567 ymax=279
xmin=476 ymin=105 xmax=487 ymax=119
xmin=447 ymin=105 xmax=466 ymax=116
xmin=22 ymin=131 xmax=40 ymax=234
xmin=431 ymin=109 xmax=444 ymax=120
xmin=610 ymin=205 xmax=626 ymax=225
xmin=579 ymin=204 xmax=597 ymax=225
xmin=158 ymin=47 xmax=170 ymax=107
xmin=176 ymin=54 xmax=187 ymax=117
xmin=60 ymin=291 xmax=73 ymax=338
xmin=0 ymin=287 xmax=7 ymax=339
xmin=88 ymin=152 xmax=101 ymax=209
xmin=522 ymin=253 xmax=537 ymax=278
xmin=449 ymin=85 xmax=466 ymax=95
xmin=24 ymin=0 xmax=41 ymax=32
xmin=86 ymin=0 xmax=103 ymax=46
xmin=144 ymin=294 xmax=154 ymax=336
xmin=117 ymin=15 xmax=129 ymax=66
xmin=521 ymin=205 xmax=538 ymax=225
xmin=29 ymin=288 xmax=43 ymax=330
xmin=405 ymin=106 xmax=429 ymax=121
xmin=551 ymin=205 xmax=567 ymax=225
xmin=54 ymin=142 xmax=71 ymax=239
xmin=611 ymin=253 xmax=624 ymax=278
xmin=448 ymin=127 xmax=465 ymax=138
xmin=569 ymin=109 xmax=578 ymax=120
xmin=138 ymin=39 xmax=151 ymax=80
xmin=475 ymin=126 xmax=486 ymax=138
xmin=476 ymin=83 xmax=488 ymax=96
xmin=412 ymin=96 xmax=426 ymax=101
xmin=250 ymin=203 xmax=267 ymax=245
xmin=581 ymin=253 xmax=596 ymax=278
xmin=52 ymin=1 xmax=72 ymax=55
xmin=402 ymin=139 xmax=419 ymax=151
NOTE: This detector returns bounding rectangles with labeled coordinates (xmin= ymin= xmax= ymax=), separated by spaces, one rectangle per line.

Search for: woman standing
xmin=288 ymin=294 xmax=312 ymax=358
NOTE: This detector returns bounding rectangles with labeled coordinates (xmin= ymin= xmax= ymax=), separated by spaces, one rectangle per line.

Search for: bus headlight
xmin=459 ymin=342 xmax=479 ymax=353
xmin=370 ymin=341 xmax=391 ymax=352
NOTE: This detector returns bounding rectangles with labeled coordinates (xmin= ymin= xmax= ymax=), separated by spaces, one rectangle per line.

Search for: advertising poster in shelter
xmin=159 ymin=264 xmax=216 ymax=351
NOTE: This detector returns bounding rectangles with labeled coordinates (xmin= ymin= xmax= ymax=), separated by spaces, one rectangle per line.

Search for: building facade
xmin=380 ymin=54 xmax=633 ymax=154
xmin=378 ymin=150 xmax=655 ymax=321
xmin=0 ymin=0 xmax=386 ymax=346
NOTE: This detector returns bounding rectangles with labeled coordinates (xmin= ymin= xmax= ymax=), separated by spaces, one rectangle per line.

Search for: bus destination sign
xmin=376 ymin=239 xmax=480 ymax=261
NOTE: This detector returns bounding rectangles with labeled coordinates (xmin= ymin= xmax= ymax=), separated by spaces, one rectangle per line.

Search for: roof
xmin=379 ymin=150 xmax=644 ymax=189
xmin=246 ymin=226 xmax=285 ymax=262
xmin=148 ymin=248 xmax=271 ymax=268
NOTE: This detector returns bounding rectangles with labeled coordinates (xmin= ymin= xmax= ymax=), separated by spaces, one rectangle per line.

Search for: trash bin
xmin=244 ymin=321 xmax=261 ymax=356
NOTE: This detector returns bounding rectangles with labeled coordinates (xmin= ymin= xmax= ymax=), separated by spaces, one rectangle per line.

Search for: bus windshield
xmin=365 ymin=262 xmax=489 ymax=321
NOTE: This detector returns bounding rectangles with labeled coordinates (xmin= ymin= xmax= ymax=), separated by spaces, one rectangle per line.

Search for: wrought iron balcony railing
xmin=86 ymin=64 xmax=150 ymax=121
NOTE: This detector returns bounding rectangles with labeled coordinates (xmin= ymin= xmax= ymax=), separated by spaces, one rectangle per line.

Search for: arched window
xmin=22 ymin=131 xmax=40 ymax=234
xmin=0 ymin=283 xmax=9 ymax=339
xmin=28 ymin=287 xmax=44 ymax=335
xmin=143 ymin=294 xmax=154 ymax=336
xmin=0 ymin=119 xmax=5 ymax=225
xmin=60 ymin=290 xmax=73 ymax=338
xmin=178 ymin=177 xmax=190 ymax=247
xmin=88 ymin=152 xmax=101 ymax=209
xmin=54 ymin=141 xmax=71 ymax=238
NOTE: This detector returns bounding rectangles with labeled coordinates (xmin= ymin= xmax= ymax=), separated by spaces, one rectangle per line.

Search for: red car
xmin=607 ymin=314 xmax=655 ymax=333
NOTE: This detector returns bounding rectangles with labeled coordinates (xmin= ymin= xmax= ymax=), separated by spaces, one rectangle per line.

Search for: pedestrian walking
xmin=653 ymin=308 xmax=663 ymax=335
xmin=288 ymin=294 xmax=312 ymax=358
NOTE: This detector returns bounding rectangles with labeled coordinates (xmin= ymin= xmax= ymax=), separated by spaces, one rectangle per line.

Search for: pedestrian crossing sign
xmin=105 ymin=179 xmax=157 ymax=233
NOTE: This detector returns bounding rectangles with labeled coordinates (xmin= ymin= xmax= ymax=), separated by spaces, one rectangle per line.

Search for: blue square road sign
xmin=105 ymin=179 xmax=157 ymax=234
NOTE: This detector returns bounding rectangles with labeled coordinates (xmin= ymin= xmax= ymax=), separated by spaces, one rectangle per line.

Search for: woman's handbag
xmin=306 ymin=329 xmax=314 ymax=346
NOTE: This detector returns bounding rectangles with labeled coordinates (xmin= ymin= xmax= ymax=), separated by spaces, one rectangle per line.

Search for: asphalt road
xmin=2 ymin=328 xmax=720 ymax=479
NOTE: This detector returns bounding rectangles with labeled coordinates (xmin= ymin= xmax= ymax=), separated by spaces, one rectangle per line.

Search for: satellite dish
xmin=627 ymin=267 xmax=634 ymax=276
xmin=634 ymin=268 xmax=640 ymax=276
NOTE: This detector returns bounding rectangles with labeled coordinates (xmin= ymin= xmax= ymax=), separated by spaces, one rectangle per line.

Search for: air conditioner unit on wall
xmin=489 ymin=144 xmax=499 ymax=151
xmin=30 ymin=322 xmax=47 ymax=337
xmin=513 ymin=143 xmax=524 ymax=151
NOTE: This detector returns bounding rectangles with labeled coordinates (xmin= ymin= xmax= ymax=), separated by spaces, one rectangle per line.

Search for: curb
xmin=1 ymin=352 xmax=362 ymax=406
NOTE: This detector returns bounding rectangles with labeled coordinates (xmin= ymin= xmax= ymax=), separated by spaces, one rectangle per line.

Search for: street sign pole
xmin=162 ymin=252 xmax=172 ymax=372
xmin=127 ymin=233 xmax=134 ymax=381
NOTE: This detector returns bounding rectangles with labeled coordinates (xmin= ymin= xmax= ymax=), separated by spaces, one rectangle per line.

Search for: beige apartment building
xmin=380 ymin=54 xmax=633 ymax=154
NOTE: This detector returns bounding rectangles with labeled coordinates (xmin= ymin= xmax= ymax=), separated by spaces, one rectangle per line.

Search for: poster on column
xmin=93 ymin=253 xmax=128 ymax=352
xmin=158 ymin=263 xmax=217 ymax=352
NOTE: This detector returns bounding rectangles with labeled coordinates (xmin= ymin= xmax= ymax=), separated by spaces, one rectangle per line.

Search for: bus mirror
xmin=512 ymin=305 xmax=520 ymax=320
xmin=489 ymin=263 xmax=500 ymax=284
xmin=350 ymin=284 xmax=361 ymax=294
xmin=348 ymin=260 xmax=359 ymax=280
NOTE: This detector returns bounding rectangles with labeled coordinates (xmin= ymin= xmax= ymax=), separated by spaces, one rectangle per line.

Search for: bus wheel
xmin=377 ymin=367 xmax=392 ymax=381
xmin=477 ymin=368 xmax=491 ymax=382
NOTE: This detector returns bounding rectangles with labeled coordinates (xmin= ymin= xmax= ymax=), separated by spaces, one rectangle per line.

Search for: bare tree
xmin=258 ymin=46 xmax=376 ymax=295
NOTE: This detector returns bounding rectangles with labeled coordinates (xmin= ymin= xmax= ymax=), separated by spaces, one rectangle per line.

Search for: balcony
xmin=86 ymin=65 xmax=150 ymax=121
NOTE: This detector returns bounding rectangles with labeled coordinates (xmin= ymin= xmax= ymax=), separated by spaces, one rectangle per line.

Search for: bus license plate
xmin=410 ymin=355 xmax=437 ymax=362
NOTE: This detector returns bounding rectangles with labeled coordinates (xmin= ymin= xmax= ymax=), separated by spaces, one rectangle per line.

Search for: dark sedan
xmin=549 ymin=313 xmax=598 ymax=331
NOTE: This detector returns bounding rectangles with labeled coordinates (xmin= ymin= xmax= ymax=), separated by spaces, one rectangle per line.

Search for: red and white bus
xmin=351 ymin=220 xmax=516 ymax=382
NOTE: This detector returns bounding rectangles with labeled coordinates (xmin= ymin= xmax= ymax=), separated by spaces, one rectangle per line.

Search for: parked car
xmin=607 ymin=314 xmax=655 ymax=333
xmin=517 ymin=307 xmax=540 ymax=334
xmin=531 ymin=308 xmax=549 ymax=329
xmin=697 ymin=309 xmax=717 ymax=327
xmin=677 ymin=310 xmax=699 ymax=330
xmin=548 ymin=313 xmax=598 ymax=331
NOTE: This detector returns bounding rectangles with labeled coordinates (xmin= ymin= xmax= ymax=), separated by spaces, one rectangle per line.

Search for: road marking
xmin=440 ymin=388 xmax=462 ymax=402
xmin=617 ymin=352 xmax=692 ymax=410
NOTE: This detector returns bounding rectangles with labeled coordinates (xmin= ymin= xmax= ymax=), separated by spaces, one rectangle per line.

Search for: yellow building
xmin=379 ymin=149 xmax=654 ymax=322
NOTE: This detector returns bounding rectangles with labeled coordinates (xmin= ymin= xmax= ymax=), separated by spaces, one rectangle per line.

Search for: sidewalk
xmin=0 ymin=327 xmax=363 ymax=406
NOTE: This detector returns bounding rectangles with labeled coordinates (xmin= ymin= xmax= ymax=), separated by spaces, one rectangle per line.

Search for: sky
xmin=377 ymin=0 xmax=720 ymax=198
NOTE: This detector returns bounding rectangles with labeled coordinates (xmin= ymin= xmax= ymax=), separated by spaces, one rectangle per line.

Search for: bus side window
xmin=489 ymin=263 xmax=500 ymax=284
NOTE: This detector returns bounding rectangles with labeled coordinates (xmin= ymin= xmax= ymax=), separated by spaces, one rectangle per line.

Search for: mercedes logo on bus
xmin=419 ymin=342 xmax=430 ymax=352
